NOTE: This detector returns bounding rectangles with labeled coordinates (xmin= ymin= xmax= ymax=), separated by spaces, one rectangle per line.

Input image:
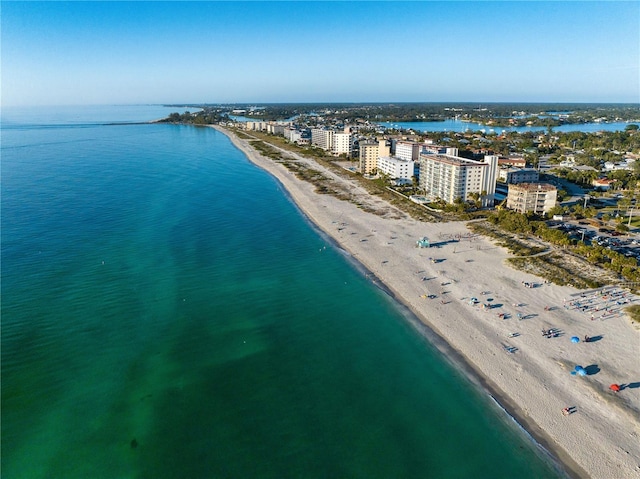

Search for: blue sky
xmin=2 ymin=1 xmax=639 ymax=106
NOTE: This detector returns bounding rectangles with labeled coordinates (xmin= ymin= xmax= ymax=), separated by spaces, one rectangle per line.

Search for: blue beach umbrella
xmin=571 ymin=336 xmax=580 ymax=343
xmin=572 ymin=365 xmax=586 ymax=376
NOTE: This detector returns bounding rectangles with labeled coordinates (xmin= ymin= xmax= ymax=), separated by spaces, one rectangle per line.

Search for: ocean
xmin=1 ymin=105 xmax=565 ymax=479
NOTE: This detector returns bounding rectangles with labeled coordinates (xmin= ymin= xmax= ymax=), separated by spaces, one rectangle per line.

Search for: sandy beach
xmin=214 ymin=126 xmax=640 ymax=479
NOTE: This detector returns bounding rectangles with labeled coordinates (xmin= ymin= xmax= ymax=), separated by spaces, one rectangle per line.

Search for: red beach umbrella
xmin=609 ymin=384 xmax=621 ymax=392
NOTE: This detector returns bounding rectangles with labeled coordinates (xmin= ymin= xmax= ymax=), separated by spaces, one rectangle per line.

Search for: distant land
xmin=163 ymin=102 xmax=640 ymax=127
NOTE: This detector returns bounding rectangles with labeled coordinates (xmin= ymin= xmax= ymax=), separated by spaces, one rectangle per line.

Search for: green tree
xmin=548 ymin=205 xmax=565 ymax=217
xmin=555 ymin=189 xmax=567 ymax=201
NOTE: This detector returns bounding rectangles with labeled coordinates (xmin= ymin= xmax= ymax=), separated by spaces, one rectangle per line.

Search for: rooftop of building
xmin=509 ymin=182 xmax=557 ymax=192
xmin=419 ymin=154 xmax=487 ymax=167
xmin=379 ymin=155 xmax=414 ymax=163
xmin=503 ymin=167 xmax=539 ymax=173
xmin=498 ymin=156 xmax=526 ymax=163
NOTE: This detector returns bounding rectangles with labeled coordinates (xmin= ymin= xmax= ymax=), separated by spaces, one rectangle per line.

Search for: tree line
xmin=486 ymin=210 xmax=639 ymax=284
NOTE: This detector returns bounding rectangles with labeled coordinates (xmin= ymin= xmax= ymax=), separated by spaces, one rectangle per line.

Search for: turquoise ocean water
xmin=2 ymin=106 xmax=565 ymax=478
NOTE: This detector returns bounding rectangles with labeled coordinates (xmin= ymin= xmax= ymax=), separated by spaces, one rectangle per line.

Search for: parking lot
xmin=552 ymin=221 xmax=640 ymax=260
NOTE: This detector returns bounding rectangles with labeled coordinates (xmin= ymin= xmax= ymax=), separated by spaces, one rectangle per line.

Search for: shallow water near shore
xmin=2 ymin=106 xmax=565 ymax=478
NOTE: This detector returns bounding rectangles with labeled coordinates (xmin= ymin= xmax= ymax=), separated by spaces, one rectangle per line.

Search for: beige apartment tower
xmin=506 ymin=183 xmax=557 ymax=214
xmin=359 ymin=141 xmax=379 ymax=175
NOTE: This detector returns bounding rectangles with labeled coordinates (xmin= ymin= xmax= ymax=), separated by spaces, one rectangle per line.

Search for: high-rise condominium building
xmin=506 ymin=183 xmax=557 ymax=214
xmin=311 ymin=129 xmax=334 ymax=151
xmin=377 ymin=156 xmax=415 ymax=181
xmin=359 ymin=142 xmax=380 ymax=175
xmin=311 ymin=129 xmax=352 ymax=156
xmin=418 ymin=154 xmax=499 ymax=207
xmin=395 ymin=141 xmax=420 ymax=162
xmin=332 ymin=132 xmax=352 ymax=156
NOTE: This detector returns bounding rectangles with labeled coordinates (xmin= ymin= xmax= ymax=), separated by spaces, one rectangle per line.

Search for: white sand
xmin=214 ymin=126 xmax=640 ymax=479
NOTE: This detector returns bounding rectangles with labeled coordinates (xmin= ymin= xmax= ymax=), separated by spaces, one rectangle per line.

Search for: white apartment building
xmin=395 ymin=141 xmax=420 ymax=162
xmin=267 ymin=124 xmax=285 ymax=135
xmin=499 ymin=168 xmax=540 ymax=184
xmin=332 ymin=132 xmax=353 ymax=156
xmin=418 ymin=154 xmax=499 ymax=207
xmin=284 ymin=128 xmax=304 ymax=144
xmin=311 ymin=129 xmax=353 ymax=156
xmin=311 ymin=129 xmax=334 ymax=151
xmin=506 ymin=183 xmax=557 ymax=214
xmin=378 ymin=156 xmax=414 ymax=181
xmin=244 ymin=121 xmax=267 ymax=131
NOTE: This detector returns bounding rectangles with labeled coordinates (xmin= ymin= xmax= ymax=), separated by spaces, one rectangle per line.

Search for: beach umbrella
xmin=571 ymin=336 xmax=580 ymax=343
xmin=609 ymin=384 xmax=621 ymax=392
xmin=571 ymin=365 xmax=586 ymax=376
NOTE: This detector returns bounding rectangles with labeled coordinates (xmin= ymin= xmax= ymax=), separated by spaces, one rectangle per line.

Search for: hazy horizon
xmin=4 ymin=100 xmax=640 ymax=109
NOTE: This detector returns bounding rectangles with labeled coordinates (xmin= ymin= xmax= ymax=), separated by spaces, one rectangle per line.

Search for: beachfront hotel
xmin=377 ymin=156 xmax=415 ymax=182
xmin=418 ymin=153 xmax=499 ymax=207
xmin=244 ymin=120 xmax=292 ymax=134
xmin=244 ymin=121 xmax=268 ymax=131
xmin=359 ymin=141 xmax=381 ymax=175
xmin=356 ymin=139 xmax=391 ymax=174
xmin=395 ymin=141 xmax=420 ymax=162
xmin=311 ymin=128 xmax=353 ymax=156
xmin=332 ymin=132 xmax=353 ymax=156
xmin=311 ymin=128 xmax=334 ymax=151
xmin=506 ymin=183 xmax=557 ymax=214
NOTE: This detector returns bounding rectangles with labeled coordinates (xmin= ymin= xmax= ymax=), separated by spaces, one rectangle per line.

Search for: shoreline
xmin=212 ymin=125 xmax=640 ymax=479
xmin=304 ymin=211 xmax=576 ymax=476
xmin=311 ymin=210 xmax=580 ymax=479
